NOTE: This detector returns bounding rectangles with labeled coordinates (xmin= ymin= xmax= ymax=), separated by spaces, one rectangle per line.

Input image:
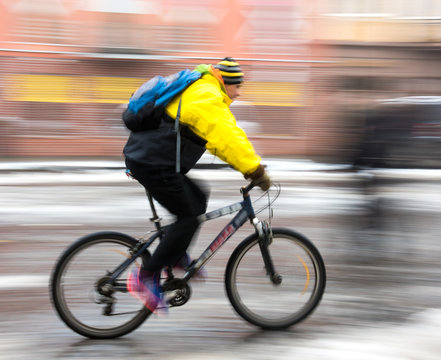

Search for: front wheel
xmin=225 ymin=228 xmax=326 ymax=330
xmin=50 ymin=232 xmax=151 ymax=339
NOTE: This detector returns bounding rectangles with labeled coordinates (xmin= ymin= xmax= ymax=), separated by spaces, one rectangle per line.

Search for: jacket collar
xmin=209 ymin=66 xmax=232 ymax=106
xmin=195 ymin=64 xmax=232 ymax=105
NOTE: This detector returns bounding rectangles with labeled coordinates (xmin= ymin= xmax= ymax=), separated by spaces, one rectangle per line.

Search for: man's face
xmin=225 ymin=83 xmax=242 ymax=101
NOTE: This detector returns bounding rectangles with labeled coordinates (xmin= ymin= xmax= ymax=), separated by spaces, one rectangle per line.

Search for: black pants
xmin=126 ymin=160 xmax=209 ymax=272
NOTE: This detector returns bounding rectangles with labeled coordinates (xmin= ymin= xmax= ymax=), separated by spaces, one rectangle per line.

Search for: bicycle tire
xmin=225 ymin=228 xmax=326 ymax=330
xmin=50 ymin=231 xmax=151 ymax=339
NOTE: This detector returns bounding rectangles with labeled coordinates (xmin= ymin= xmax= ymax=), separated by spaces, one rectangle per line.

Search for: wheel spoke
xmin=51 ymin=233 xmax=151 ymax=338
xmin=226 ymin=229 xmax=326 ymax=329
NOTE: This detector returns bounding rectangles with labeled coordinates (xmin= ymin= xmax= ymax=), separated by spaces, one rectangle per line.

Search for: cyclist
xmin=123 ymin=57 xmax=271 ymax=312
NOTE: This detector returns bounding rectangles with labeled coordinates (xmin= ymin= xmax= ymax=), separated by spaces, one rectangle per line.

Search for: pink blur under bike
xmin=50 ymin=182 xmax=326 ymax=339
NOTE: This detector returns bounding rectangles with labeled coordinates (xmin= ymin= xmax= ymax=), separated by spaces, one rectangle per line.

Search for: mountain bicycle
xmin=50 ymin=182 xmax=326 ymax=339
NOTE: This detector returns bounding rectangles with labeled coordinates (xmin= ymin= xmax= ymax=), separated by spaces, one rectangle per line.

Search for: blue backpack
xmin=122 ymin=69 xmax=201 ymax=132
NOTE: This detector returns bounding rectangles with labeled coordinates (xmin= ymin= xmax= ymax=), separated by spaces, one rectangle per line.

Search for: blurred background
xmin=1 ymin=0 xmax=440 ymax=167
xmin=1 ymin=1 xmax=441 ymax=359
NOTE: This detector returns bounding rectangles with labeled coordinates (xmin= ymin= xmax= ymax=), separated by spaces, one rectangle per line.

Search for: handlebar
xmin=241 ymin=181 xmax=256 ymax=196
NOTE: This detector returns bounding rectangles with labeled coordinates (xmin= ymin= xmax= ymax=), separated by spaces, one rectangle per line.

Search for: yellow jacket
xmin=165 ymin=69 xmax=261 ymax=176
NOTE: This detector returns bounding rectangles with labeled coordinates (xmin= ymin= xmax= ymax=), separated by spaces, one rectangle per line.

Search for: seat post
xmin=146 ymin=190 xmax=162 ymax=231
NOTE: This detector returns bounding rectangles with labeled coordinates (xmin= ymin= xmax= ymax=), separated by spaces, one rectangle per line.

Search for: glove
xmin=245 ymin=164 xmax=271 ymax=191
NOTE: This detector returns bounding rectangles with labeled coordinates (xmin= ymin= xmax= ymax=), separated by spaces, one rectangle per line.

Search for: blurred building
xmin=313 ymin=0 xmax=441 ymax=163
xmin=1 ymin=1 xmax=440 ymax=163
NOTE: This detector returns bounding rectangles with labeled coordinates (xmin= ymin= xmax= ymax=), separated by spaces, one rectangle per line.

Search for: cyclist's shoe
xmin=175 ymin=252 xmax=207 ymax=281
xmin=127 ymin=268 xmax=167 ymax=314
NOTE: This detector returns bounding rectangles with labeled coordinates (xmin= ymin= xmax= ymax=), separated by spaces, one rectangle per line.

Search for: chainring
xmin=162 ymin=278 xmax=192 ymax=307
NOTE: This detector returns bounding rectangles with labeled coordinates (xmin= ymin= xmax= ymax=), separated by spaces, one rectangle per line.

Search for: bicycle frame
xmin=108 ymin=184 xmax=273 ymax=285
xmin=184 ymin=195 xmax=254 ymax=281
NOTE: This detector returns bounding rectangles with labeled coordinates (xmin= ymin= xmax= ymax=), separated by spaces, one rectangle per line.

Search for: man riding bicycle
xmin=123 ymin=58 xmax=271 ymax=312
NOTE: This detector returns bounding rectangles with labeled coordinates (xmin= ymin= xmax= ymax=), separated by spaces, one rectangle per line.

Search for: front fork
xmin=252 ymin=218 xmax=282 ymax=285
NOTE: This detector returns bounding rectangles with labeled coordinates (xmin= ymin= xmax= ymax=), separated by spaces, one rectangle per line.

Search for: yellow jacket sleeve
xmin=166 ymin=75 xmax=261 ymax=175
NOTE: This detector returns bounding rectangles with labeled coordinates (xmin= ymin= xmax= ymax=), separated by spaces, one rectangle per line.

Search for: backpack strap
xmin=174 ymin=97 xmax=183 ymax=173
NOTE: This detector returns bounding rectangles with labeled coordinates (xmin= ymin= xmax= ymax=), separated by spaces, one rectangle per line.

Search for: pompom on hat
xmin=214 ymin=57 xmax=244 ymax=85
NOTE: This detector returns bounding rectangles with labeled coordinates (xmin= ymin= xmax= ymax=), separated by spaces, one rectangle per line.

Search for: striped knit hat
xmin=214 ymin=57 xmax=244 ymax=85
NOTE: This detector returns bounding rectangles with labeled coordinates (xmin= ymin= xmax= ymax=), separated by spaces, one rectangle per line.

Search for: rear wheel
xmin=50 ymin=232 xmax=151 ymax=339
xmin=225 ymin=228 xmax=326 ymax=329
